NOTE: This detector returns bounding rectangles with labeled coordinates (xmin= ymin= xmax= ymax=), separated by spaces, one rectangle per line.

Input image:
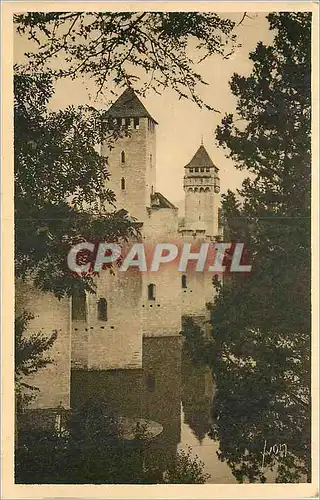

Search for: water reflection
xmin=17 ymin=336 xmax=308 ymax=483
xmin=71 ymin=336 xmax=182 ymax=479
xmin=179 ymin=348 xmax=238 ymax=483
xmin=71 ymin=335 xmax=237 ymax=483
xmin=181 ymin=348 xmax=213 ymax=444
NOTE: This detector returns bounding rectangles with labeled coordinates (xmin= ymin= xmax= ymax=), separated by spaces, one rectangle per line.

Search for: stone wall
xmin=101 ymin=117 xmax=156 ymax=222
xmin=142 ymin=206 xmax=182 ymax=337
xmin=71 ymin=268 xmax=143 ymax=371
xmin=15 ymin=280 xmax=72 ymax=409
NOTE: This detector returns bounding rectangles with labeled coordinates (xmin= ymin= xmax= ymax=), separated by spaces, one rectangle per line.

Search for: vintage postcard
xmin=1 ymin=1 xmax=319 ymax=498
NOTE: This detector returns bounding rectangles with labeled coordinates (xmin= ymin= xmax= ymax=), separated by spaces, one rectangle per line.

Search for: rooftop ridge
xmin=184 ymin=145 xmax=218 ymax=170
xmin=150 ymin=191 xmax=178 ymax=210
xmin=105 ymin=87 xmax=158 ymax=124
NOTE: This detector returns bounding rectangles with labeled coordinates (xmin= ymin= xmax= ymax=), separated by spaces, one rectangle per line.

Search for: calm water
xmin=71 ymin=335 xmax=239 ymax=484
xmin=18 ymin=335 xmax=306 ymax=483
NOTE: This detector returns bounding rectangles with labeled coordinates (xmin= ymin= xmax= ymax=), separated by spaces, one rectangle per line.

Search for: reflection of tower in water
xmin=70 ymin=336 xmax=182 ymax=477
xmin=141 ymin=336 xmax=182 ymax=472
xmin=181 ymin=346 xmax=214 ymax=444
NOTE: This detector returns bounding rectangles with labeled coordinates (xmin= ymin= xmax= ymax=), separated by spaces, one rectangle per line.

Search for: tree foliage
xmin=181 ymin=316 xmax=215 ymax=366
xmin=13 ymin=11 xmax=240 ymax=414
xmin=209 ymin=12 xmax=311 ymax=482
xmin=13 ymin=11 xmax=241 ymax=296
xmin=15 ymin=311 xmax=57 ymax=407
xmin=14 ymin=11 xmax=237 ymax=108
xmin=14 ymin=71 xmax=139 ymax=297
xmin=16 ymin=404 xmax=209 ymax=484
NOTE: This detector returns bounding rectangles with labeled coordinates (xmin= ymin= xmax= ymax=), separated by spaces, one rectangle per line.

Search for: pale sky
xmin=14 ymin=12 xmax=274 ymax=210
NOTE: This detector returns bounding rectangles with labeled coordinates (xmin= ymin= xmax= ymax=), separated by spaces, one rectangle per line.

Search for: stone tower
xmin=183 ymin=144 xmax=220 ymax=237
xmin=71 ymin=87 xmax=181 ymax=374
xmin=101 ymin=87 xmax=157 ymax=222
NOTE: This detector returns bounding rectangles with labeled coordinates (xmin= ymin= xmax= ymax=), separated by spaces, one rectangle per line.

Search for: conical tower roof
xmin=105 ymin=87 xmax=158 ymax=123
xmin=184 ymin=145 xmax=217 ymax=170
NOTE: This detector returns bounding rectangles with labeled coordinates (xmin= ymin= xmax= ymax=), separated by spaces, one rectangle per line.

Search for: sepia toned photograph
xmin=3 ymin=3 xmax=317 ymax=494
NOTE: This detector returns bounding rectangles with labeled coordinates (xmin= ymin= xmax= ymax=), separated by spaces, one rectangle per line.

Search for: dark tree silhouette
xmin=14 ymin=72 xmax=139 ymax=297
xmin=15 ymin=12 xmax=237 ymax=108
xmin=209 ymin=12 xmax=311 ymax=483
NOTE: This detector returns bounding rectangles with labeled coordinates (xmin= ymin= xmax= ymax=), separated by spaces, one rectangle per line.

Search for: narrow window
xmin=72 ymin=291 xmax=86 ymax=321
xmin=218 ymin=208 xmax=223 ymax=228
xmin=148 ymin=283 xmax=156 ymax=300
xmin=97 ymin=298 xmax=108 ymax=321
xmin=134 ymin=117 xmax=139 ymax=129
xmin=121 ymin=151 xmax=125 ymax=164
xmin=182 ymin=274 xmax=187 ymax=289
xmin=150 ymin=154 xmax=152 ymax=166
xmin=148 ymin=119 xmax=154 ymax=132
xmin=121 ymin=177 xmax=126 ymax=190
xmin=195 ymin=167 xmax=199 ymax=172
xmin=146 ymin=374 xmax=156 ymax=392
xmin=189 ymin=168 xmax=194 ymax=173
xmin=214 ymin=176 xmax=220 ymax=193
xmin=200 ymin=167 xmax=204 ymax=172
xmin=125 ymin=117 xmax=131 ymax=129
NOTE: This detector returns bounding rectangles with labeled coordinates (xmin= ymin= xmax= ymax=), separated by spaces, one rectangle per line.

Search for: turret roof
xmin=105 ymin=87 xmax=158 ymax=123
xmin=184 ymin=145 xmax=217 ymax=170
